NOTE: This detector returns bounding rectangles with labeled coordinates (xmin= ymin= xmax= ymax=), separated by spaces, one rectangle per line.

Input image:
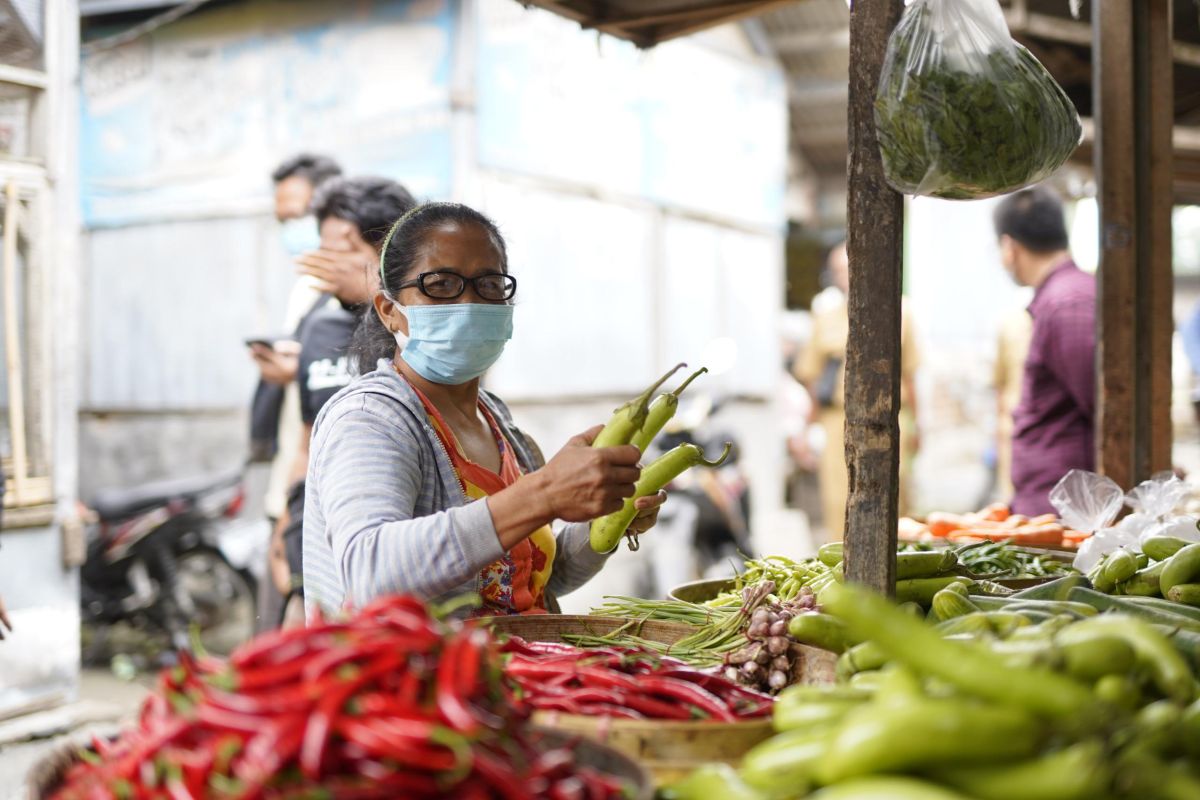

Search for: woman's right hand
xmin=535 ymin=425 xmax=641 ymax=522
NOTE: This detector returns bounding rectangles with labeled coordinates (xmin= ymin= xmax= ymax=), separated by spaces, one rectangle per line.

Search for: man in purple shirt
xmin=995 ymin=187 xmax=1095 ymax=516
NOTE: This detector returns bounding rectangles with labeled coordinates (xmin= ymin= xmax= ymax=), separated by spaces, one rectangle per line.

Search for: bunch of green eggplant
xmin=588 ymin=364 xmax=731 ymax=554
xmin=1089 ymin=536 xmax=1200 ymax=607
xmin=663 ymin=581 xmax=1200 ymax=800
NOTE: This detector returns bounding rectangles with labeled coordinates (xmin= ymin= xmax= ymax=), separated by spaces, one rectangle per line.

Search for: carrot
xmin=979 ymin=503 xmax=1011 ymax=523
xmin=1028 ymin=514 xmax=1058 ymax=526
xmin=926 ymin=512 xmax=967 ymax=538
xmin=898 ymin=517 xmax=932 ymax=542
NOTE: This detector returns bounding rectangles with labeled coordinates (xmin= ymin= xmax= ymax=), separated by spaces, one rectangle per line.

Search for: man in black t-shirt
xmin=269 ymin=177 xmax=416 ymax=624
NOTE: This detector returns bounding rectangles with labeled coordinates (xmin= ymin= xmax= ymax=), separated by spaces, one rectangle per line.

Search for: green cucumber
xmin=1059 ymin=614 xmax=1195 ymax=704
xmin=930 ymin=741 xmax=1110 ymax=800
xmin=740 ymin=728 xmax=827 ymax=794
xmin=787 ymin=613 xmax=849 ymax=654
xmin=896 ymin=549 xmax=959 ymax=580
xmin=1123 ymin=561 xmax=1168 ymax=597
xmin=1161 ymin=543 xmax=1200 ymax=598
xmin=817 ymin=542 xmax=843 ymax=568
xmin=1104 ymin=549 xmax=1139 ymax=584
xmin=1010 ymin=574 xmax=1086 ymax=601
xmin=1068 ymin=587 xmax=1200 ymax=632
xmin=808 ymin=777 xmax=975 ymax=800
xmin=1167 ymin=583 xmax=1200 ymax=607
xmin=895 ymin=576 xmax=970 ymax=607
xmin=931 ymin=589 xmax=980 ymax=621
xmin=815 ymin=697 xmax=1038 ymax=783
xmin=1144 ymin=535 xmax=1192 ymax=563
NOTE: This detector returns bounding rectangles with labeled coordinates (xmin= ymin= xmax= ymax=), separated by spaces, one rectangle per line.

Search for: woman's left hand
xmin=628 ymin=490 xmax=668 ymax=536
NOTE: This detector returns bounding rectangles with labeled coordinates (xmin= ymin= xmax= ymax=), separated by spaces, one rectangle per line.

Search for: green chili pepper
xmin=592 ymin=363 xmax=685 ymax=449
xmin=629 ymin=366 xmax=707 ymax=453
xmin=589 ymin=441 xmax=732 ymax=554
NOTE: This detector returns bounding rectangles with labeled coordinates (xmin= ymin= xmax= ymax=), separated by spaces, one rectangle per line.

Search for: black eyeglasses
xmin=395 ymin=271 xmax=517 ymax=301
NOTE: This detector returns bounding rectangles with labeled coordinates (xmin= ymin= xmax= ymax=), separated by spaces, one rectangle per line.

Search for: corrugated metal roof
xmin=79 ymin=0 xmax=181 ymax=16
xmin=518 ymin=0 xmax=798 ymax=46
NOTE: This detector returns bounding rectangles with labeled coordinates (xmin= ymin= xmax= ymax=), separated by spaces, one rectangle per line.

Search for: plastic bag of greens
xmin=874 ymin=0 xmax=1082 ymax=199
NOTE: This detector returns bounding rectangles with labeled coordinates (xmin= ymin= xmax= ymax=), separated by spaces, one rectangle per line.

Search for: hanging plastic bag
xmin=874 ymin=0 xmax=1083 ymax=199
xmin=1048 ymin=470 xmax=1127 ymax=573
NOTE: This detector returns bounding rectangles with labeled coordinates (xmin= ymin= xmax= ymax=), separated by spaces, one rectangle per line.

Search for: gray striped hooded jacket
xmin=303 ymin=366 xmax=610 ymax=619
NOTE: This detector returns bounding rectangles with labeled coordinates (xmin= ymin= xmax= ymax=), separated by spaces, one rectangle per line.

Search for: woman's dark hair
xmin=271 ymin=153 xmax=342 ymax=188
xmin=993 ymin=186 xmax=1070 ymax=253
xmin=350 ymin=202 xmax=508 ymax=372
xmin=313 ymin=177 xmax=418 ymax=248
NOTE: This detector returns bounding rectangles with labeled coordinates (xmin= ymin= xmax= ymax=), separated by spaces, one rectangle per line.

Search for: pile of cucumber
xmin=663 ymin=582 xmax=1200 ymax=800
xmin=1091 ymin=535 xmax=1200 ymax=604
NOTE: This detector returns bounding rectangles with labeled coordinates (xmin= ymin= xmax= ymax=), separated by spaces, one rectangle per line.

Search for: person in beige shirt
xmin=795 ymin=243 xmax=921 ymax=541
xmin=994 ymin=307 xmax=1032 ymax=501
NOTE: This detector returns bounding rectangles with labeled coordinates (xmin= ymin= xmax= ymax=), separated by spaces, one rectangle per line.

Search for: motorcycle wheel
xmin=175 ymin=547 xmax=257 ymax=657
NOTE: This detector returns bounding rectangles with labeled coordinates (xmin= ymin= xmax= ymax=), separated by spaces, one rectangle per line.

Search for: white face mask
xmin=392 ymin=301 xmax=514 ymax=385
xmin=279 ymin=215 xmax=320 ymax=256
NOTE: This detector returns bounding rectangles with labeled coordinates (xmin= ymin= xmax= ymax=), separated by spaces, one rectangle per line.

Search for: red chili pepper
xmin=619 ymin=693 xmax=693 ymax=720
xmin=640 ymin=675 xmax=737 ymax=722
xmin=334 ymin=718 xmax=457 ymax=772
xmin=436 ymin=633 xmax=482 ymax=734
xmin=573 ymin=703 xmax=644 ymax=720
xmin=299 ymin=651 xmax=407 ymax=779
xmin=473 ymin=749 xmax=535 ymax=800
xmin=549 ymin=776 xmax=587 ymax=800
xmin=574 ymin=666 xmax=639 ymax=692
xmin=526 ymin=696 xmax=583 ymax=714
xmin=561 ymin=687 xmax=627 ymax=706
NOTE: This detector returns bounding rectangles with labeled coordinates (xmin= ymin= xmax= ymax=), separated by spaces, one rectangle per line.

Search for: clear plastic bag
xmin=1048 ymin=470 xmax=1127 ymax=573
xmin=874 ymin=0 xmax=1083 ymax=199
xmin=1126 ymin=472 xmax=1191 ymax=520
xmin=1125 ymin=472 xmax=1199 ymax=547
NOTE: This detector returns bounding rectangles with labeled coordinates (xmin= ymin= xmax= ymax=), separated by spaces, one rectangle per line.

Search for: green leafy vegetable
xmin=875 ymin=1 xmax=1082 ymax=199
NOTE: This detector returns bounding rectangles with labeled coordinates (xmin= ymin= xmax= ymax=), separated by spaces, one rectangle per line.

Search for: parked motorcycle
xmin=80 ymin=466 xmax=259 ymax=663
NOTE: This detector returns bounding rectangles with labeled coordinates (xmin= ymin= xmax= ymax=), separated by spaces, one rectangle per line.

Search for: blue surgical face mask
xmin=279 ymin=215 xmax=320 ymax=256
xmin=393 ymin=302 xmax=513 ymax=385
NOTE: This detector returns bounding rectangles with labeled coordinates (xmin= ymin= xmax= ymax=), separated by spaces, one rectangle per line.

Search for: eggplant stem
xmin=698 ymin=442 xmax=734 ymax=468
xmin=669 ymin=366 xmax=708 ymax=399
xmin=630 ymin=363 xmax=686 ymax=411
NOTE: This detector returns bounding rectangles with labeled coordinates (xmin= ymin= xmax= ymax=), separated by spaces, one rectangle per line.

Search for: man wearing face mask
xmin=269 ymin=176 xmax=417 ymax=625
xmin=249 ymin=154 xmax=341 ymax=631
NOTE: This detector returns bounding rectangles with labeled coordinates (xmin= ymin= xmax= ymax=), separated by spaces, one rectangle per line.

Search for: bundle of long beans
xmin=572 ymin=583 xmax=777 ymax=668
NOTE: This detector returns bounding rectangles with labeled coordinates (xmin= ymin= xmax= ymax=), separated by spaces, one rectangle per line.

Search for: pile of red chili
xmin=50 ymin=597 xmax=631 ymax=799
xmin=500 ymin=637 xmax=773 ymax=721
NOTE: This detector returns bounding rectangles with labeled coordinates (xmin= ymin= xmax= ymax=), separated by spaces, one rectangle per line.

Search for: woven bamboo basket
xmin=479 ymin=612 xmax=788 ymax=786
xmin=476 ymin=613 xmax=697 ymax=646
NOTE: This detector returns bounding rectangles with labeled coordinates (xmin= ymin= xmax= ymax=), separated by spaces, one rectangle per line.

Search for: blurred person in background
xmin=1181 ymin=301 xmax=1200 ymax=425
xmin=249 ymin=154 xmax=342 ymax=631
xmin=795 ymin=242 xmax=921 ymax=541
xmin=268 ymin=176 xmax=417 ymax=626
xmin=993 ymin=307 xmax=1032 ymax=502
xmin=996 ymin=186 xmax=1095 ymax=516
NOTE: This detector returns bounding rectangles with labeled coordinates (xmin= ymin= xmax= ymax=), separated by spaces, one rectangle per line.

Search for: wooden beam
xmin=773 ymin=27 xmax=851 ymax=54
xmin=1094 ymin=0 xmax=1175 ymax=489
xmin=845 ymin=0 xmax=904 ymax=595
xmin=790 ymin=80 xmax=850 ymax=106
xmin=1139 ymin=1 xmax=1175 ymax=475
xmin=1095 ymin=1 xmax=1137 ymax=490
xmin=1009 ymin=8 xmax=1200 ymax=69
xmin=595 ymin=0 xmax=775 ymax=29
xmin=648 ymin=0 xmax=797 ymax=43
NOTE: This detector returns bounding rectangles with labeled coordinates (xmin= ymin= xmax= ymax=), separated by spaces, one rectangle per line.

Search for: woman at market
xmin=303 ymin=202 xmax=666 ymax=618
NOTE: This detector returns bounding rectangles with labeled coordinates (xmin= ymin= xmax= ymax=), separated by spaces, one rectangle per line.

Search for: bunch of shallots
xmin=724 ymin=587 xmax=818 ymax=693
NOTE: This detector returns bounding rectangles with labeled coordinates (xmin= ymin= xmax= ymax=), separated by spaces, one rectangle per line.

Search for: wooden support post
xmin=845 ymin=0 xmax=904 ymax=595
xmin=1095 ymin=0 xmax=1174 ymax=488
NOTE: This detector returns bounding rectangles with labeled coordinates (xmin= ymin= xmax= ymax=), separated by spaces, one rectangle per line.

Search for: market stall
xmin=29 ymin=0 xmax=1200 ymax=797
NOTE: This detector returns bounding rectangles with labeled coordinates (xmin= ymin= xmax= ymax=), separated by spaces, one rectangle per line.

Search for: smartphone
xmin=244 ymin=335 xmax=281 ymax=349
